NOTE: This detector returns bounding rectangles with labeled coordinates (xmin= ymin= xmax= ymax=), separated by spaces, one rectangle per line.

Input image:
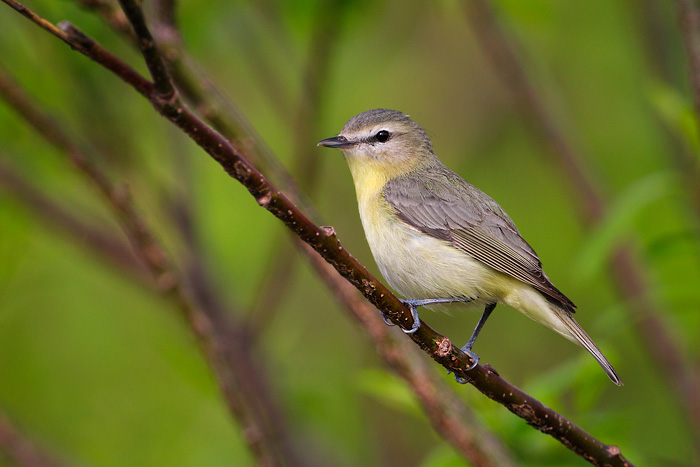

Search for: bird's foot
xmin=446 ymin=345 xmax=480 ymax=384
xmin=460 ymin=344 xmax=480 ymax=370
xmin=397 ymin=299 xmax=421 ymax=334
xmin=381 ymin=296 xmax=479 ymax=335
xmin=380 ymin=303 xmax=420 ymax=334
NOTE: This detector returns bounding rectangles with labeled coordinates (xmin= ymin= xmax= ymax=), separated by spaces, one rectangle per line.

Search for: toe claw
xmin=454 ymin=375 xmax=471 ymax=384
xmin=380 ymin=312 xmax=396 ymax=327
xmin=402 ymin=320 xmax=420 ymax=334
xmin=461 ymin=346 xmax=480 ymax=370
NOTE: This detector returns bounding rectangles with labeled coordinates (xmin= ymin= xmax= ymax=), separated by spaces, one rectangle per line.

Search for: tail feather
xmin=553 ymin=306 xmax=623 ymax=386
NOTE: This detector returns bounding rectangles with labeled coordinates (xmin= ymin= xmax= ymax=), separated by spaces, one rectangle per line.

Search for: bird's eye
xmin=375 ymin=130 xmax=390 ymax=143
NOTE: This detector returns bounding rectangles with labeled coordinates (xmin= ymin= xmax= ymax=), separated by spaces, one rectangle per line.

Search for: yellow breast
xmin=346 ymin=157 xmax=497 ymax=304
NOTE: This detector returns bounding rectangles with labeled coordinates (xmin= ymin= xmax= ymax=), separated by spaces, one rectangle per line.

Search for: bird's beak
xmin=317 ymin=135 xmax=356 ymax=149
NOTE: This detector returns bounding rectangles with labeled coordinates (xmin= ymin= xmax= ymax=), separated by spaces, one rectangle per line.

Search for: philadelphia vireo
xmin=318 ymin=108 xmax=622 ymax=386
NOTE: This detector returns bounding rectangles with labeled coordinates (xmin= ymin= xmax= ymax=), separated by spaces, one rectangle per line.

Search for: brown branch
xmin=464 ymin=0 xmax=700 ymax=448
xmin=138 ymin=1 xmax=311 ymax=211
xmin=115 ymin=0 xmax=173 ymax=96
xmin=0 ymin=59 xmax=303 ymax=467
xmin=2 ymin=1 xmax=634 ymax=464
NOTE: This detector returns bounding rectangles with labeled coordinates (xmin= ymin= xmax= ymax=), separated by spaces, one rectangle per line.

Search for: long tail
xmin=552 ymin=306 xmax=623 ymax=386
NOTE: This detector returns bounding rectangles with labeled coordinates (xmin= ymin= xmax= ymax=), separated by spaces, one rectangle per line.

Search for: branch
xmin=0 ymin=62 xmax=304 ymax=467
xmin=464 ymin=0 xmax=700 ymax=449
xmin=2 ymin=1 xmax=633 ymax=465
xmin=115 ymin=0 xmax=173 ymax=96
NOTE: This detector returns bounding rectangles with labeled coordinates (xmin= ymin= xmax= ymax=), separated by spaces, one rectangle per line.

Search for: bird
xmin=318 ymin=108 xmax=622 ymax=385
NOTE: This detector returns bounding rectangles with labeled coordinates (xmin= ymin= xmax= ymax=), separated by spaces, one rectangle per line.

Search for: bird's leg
xmin=453 ymin=302 xmax=497 ymax=384
xmin=381 ymin=296 xmax=478 ymax=334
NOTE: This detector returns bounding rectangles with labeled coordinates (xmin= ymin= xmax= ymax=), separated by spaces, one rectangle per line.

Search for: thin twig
xmin=116 ymin=0 xmax=173 ymax=96
xmin=2 ymin=1 xmax=633 ymax=464
xmin=464 ymin=0 xmax=700 ymax=448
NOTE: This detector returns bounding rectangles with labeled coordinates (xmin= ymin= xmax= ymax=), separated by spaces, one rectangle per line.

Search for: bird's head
xmin=318 ymin=109 xmax=437 ymax=180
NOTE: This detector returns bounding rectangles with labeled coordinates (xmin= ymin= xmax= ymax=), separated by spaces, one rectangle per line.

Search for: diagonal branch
xmin=1 ymin=1 xmax=633 ymax=464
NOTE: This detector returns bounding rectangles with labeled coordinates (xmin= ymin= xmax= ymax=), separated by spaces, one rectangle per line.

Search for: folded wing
xmin=383 ymin=165 xmax=576 ymax=312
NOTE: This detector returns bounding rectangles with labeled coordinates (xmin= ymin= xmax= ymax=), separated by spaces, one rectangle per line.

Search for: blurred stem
xmin=3 ymin=1 xmax=634 ymax=464
xmin=291 ymin=0 xmax=342 ymax=192
xmin=464 ymin=0 xmax=700 ymax=448
xmin=0 ymin=61 xmax=304 ymax=467
xmin=0 ymin=158 xmax=146 ymax=280
xmin=249 ymin=0 xmax=345 ymax=332
xmin=677 ymin=0 xmax=700 ymax=133
xmin=635 ymin=0 xmax=700 ymax=229
xmin=674 ymin=0 xmax=700 ymax=219
xmin=75 ymin=0 xmax=132 ymax=37
xmin=0 ymin=414 xmax=68 ymax=467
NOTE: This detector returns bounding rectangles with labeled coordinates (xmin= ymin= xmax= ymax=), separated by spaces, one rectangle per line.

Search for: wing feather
xmin=383 ymin=165 xmax=576 ymax=311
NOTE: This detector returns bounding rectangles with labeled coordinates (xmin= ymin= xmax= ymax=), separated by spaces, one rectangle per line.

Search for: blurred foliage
xmin=1 ymin=0 xmax=699 ymax=465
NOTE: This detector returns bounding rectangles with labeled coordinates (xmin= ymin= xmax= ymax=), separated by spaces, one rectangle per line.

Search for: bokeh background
xmin=1 ymin=0 xmax=699 ymax=465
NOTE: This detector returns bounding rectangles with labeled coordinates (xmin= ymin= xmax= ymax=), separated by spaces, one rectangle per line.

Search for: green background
xmin=1 ymin=0 xmax=699 ymax=465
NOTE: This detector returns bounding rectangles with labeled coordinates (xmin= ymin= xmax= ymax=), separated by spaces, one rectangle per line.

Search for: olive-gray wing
xmin=383 ymin=168 xmax=576 ymax=311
